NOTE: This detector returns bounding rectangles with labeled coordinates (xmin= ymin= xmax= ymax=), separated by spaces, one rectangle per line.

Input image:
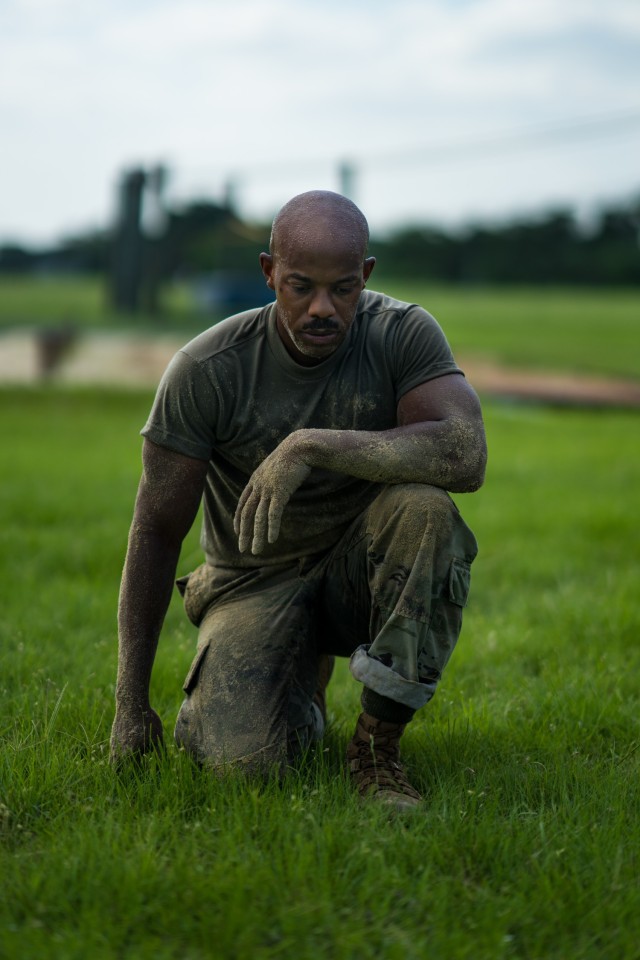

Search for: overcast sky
xmin=1 ymin=0 xmax=640 ymax=245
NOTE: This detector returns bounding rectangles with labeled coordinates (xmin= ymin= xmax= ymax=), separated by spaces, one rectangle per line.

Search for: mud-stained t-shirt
xmin=142 ymin=289 xmax=463 ymax=568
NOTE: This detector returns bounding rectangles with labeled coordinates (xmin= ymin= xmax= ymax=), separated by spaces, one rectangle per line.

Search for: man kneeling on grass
xmin=110 ymin=190 xmax=487 ymax=812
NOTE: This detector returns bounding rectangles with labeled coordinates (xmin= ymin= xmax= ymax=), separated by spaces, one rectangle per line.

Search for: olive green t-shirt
xmin=142 ymin=289 xmax=462 ymax=568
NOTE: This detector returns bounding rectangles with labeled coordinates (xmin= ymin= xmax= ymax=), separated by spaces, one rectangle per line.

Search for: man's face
xmin=260 ymin=241 xmax=375 ymax=366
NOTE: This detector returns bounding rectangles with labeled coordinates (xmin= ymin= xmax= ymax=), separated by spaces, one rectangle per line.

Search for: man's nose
xmin=308 ymin=289 xmax=335 ymax=319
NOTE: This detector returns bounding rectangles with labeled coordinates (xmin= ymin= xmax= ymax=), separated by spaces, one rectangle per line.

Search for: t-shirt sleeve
xmin=393 ymin=305 xmax=463 ymax=402
xmin=141 ymin=350 xmax=219 ymax=461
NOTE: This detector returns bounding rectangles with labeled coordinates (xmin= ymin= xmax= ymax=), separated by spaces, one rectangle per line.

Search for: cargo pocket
xmin=176 ymin=573 xmax=190 ymax=598
xmin=182 ymin=640 xmax=210 ymax=694
xmin=448 ymin=558 xmax=471 ymax=608
xmin=177 ymin=563 xmax=217 ymax=626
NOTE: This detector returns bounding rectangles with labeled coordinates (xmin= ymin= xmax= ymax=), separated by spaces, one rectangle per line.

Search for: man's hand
xmin=110 ymin=703 xmax=164 ymax=764
xmin=234 ymin=436 xmax=312 ymax=554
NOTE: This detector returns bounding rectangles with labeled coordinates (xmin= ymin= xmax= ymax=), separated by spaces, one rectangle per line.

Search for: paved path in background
xmin=1 ymin=330 xmax=640 ymax=408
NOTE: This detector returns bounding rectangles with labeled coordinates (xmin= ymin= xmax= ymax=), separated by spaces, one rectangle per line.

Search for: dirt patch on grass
xmin=458 ymin=356 xmax=640 ymax=409
xmin=1 ymin=331 xmax=639 ymax=408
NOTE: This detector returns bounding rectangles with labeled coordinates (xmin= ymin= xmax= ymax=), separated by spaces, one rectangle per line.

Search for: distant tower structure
xmin=222 ymin=176 xmax=240 ymax=213
xmin=338 ymin=161 xmax=356 ymax=200
xmin=144 ymin=165 xmax=169 ymax=238
xmin=141 ymin=165 xmax=170 ymax=314
xmin=110 ymin=168 xmax=146 ymax=312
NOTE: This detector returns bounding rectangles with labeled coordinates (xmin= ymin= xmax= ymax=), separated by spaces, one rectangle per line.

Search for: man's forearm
xmin=111 ymin=443 xmax=207 ymax=757
xmin=292 ymin=417 xmax=487 ymax=493
xmin=115 ymin=525 xmax=182 ymax=709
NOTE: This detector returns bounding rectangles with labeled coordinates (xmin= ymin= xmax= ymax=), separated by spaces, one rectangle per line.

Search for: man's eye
xmin=335 ymin=286 xmax=354 ymax=296
xmin=291 ymin=284 xmax=309 ymax=293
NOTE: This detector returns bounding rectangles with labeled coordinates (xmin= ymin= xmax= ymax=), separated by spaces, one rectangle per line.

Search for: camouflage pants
xmin=173 ymin=483 xmax=478 ymax=774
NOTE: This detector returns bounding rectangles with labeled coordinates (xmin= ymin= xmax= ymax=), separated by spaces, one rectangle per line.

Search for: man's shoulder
xmin=358 ymin=288 xmax=435 ymax=324
xmin=359 ymin=288 xmax=416 ymax=316
xmin=355 ymin=288 xmax=458 ymax=381
xmin=357 ymin=289 xmax=441 ymax=343
xmin=180 ymin=303 xmax=273 ymax=364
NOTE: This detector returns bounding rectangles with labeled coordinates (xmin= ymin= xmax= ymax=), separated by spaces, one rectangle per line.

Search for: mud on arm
xmin=235 ymin=373 xmax=487 ymax=555
xmin=111 ymin=439 xmax=209 ymax=761
xmin=305 ymin=372 xmax=488 ymax=490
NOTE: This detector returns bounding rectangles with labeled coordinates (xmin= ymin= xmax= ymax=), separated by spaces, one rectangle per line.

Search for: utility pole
xmin=338 ymin=161 xmax=356 ymax=200
xmin=110 ymin=168 xmax=146 ymax=313
xmin=141 ymin=165 xmax=169 ymax=315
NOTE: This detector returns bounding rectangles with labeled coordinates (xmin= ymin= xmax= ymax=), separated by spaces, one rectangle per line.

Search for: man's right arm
xmin=110 ymin=438 xmax=209 ymax=761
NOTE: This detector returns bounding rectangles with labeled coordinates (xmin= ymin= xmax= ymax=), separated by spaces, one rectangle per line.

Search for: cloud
xmin=1 ymin=0 xmax=639 ymax=240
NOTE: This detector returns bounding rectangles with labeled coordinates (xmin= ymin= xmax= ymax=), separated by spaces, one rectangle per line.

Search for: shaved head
xmin=260 ymin=190 xmax=376 ymax=366
xmin=270 ymin=190 xmax=369 ymax=263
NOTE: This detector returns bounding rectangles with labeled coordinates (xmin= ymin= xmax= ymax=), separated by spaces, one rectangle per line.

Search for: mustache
xmin=303 ymin=318 xmax=340 ymax=331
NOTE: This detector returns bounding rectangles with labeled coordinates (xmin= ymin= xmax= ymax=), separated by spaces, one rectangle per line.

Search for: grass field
xmin=1 ymin=273 xmax=639 ymax=379
xmin=1 ymin=383 xmax=639 ymax=959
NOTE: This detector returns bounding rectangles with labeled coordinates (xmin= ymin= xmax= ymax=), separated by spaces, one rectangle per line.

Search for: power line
xmin=369 ymin=107 xmax=640 ymax=170
xmin=181 ymin=106 xmax=640 ymax=184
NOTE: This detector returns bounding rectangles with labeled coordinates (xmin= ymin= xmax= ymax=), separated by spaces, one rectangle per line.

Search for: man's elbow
xmin=450 ymin=439 xmax=488 ymax=493
xmin=456 ymin=469 xmax=485 ymax=493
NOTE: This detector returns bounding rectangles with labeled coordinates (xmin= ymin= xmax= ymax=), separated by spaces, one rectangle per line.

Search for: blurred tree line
xmin=373 ymin=204 xmax=640 ymax=285
xmin=1 ymin=193 xmax=638 ymax=302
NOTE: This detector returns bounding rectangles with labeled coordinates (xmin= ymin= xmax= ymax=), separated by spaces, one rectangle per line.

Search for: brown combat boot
xmin=346 ymin=711 xmax=422 ymax=812
xmin=312 ymin=654 xmax=335 ymax=724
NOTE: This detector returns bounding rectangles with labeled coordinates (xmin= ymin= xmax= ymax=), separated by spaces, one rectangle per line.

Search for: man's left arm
xmin=235 ymin=373 xmax=487 ymax=555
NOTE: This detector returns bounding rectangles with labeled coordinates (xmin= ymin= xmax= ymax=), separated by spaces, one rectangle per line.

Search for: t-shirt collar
xmin=265 ymin=300 xmax=359 ymax=380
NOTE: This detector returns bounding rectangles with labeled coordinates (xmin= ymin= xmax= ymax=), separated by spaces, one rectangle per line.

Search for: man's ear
xmin=259 ymin=252 xmax=275 ymax=289
xmin=363 ymin=256 xmax=376 ymax=284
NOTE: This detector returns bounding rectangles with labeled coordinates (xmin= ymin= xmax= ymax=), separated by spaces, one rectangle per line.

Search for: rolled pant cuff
xmin=349 ymin=644 xmax=436 ymax=710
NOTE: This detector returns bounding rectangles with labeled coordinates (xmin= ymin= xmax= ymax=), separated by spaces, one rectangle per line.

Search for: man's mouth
xmin=300 ymin=329 xmax=339 ymax=343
